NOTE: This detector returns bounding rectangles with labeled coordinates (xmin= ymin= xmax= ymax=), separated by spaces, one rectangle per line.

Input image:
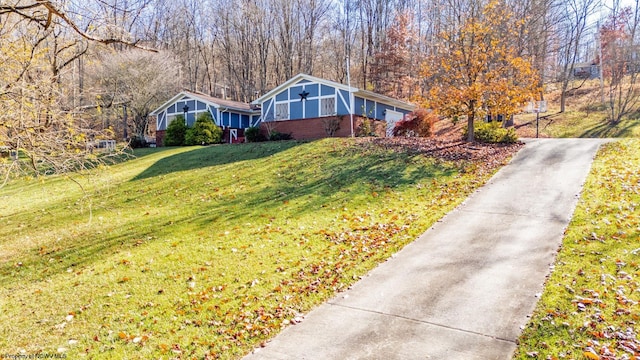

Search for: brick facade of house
xmin=156 ymin=130 xmax=166 ymax=147
xmin=259 ymin=115 xmax=386 ymax=140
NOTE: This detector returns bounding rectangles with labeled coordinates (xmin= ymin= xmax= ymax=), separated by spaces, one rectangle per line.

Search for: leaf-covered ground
xmin=514 ymin=139 xmax=640 ymax=359
xmin=0 ymin=138 xmax=520 ymax=359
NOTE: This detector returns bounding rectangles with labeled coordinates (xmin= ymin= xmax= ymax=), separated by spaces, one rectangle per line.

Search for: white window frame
xmin=275 ymin=102 xmax=289 ymax=120
xmin=320 ymin=96 xmax=336 ymax=117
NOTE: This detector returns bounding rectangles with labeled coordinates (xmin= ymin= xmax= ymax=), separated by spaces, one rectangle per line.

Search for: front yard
xmin=515 ymin=139 xmax=640 ymax=359
xmin=0 ymin=138 xmax=518 ymax=359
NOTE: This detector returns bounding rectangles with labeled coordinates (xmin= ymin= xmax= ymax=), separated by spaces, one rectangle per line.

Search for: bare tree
xmin=510 ymin=0 xmax=563 ymax=100
xmin=370 ymin=11 xmax=421 ymax=100
xmin=556 ymin=0 xmax=598 ymax=112
xmin=90 ymin=50 xmax=181 ymax=139
xmin=0 ymin=1 xmax=157 ymax=183
xmin=0 ymin=18 xmax=111 ymax=180
xmin=0 ymin=0 xmax=157 ymax=51
xmin=600 ymin=2 xmax=640 ymax=123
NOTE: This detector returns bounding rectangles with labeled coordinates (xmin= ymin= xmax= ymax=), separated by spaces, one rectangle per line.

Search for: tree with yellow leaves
xmin=421 ymin=0 xmax=540 ymax=142
xmin=0 ymin=2 xmax=152 ymax=184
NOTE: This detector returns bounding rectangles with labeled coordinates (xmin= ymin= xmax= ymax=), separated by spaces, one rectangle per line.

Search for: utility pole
xmin=597 ymin=20 xmax=605 ymax=103
xmin=347 ymin=55 xmax=354 ymax=137
xmin=123 ymin=104 xmax=128 ymax=140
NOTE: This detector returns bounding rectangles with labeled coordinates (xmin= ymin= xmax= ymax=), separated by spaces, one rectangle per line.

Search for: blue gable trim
xmin=306 ymin=99 xmax=319 ymax=118
xmin=208 ymin=106 xmax=218 ymax=125
xmin=152 ymin=90 xmax=261 ymax=135
xmin=251 ymin=114 xmax=261 ymax=127
xmin=321 ymin=84 xmax=334 ymax=96
xmin=305 ymin=83 xmax=319 ymax=97
xmin=290 ymin=100 xmax=303 ymax=119
xmin=337 ymin=89 xmax=350 ymax=115
xmin=262 ymin=98 xmax=274 ymax=121
xmin=276 ymin=90 xmax=288 ymax=102
xmin=290 ymin=85 xmax=303 ymax=100
xmin=157 ymin=111 xmax=167 ymax=130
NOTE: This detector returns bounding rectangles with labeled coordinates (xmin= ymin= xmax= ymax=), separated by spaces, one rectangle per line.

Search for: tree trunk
xmin=467 ymin=106 xmax=475 ymax=142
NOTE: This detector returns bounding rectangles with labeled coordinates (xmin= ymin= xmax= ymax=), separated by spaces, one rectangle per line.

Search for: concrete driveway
xmin=244 ymin=138 xmax=609 ymax=360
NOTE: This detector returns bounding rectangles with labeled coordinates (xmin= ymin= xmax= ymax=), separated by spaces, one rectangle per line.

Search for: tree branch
xmin=1 ymin=1 xmax=157 ymax=52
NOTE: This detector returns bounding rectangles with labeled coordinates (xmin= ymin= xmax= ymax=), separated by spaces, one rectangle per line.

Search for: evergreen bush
xmin=164 ymin=115 xmax=187 ymax=146
xmin=185 ymin=112 xmax=222 ymax=145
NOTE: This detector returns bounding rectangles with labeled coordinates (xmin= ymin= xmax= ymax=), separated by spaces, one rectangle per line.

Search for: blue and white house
xmin=251 ymin=73 xmax=416 ymax=139
xmin=151 ymin=90 xmax=260 ymax=145
xmin=151 ymin=74 xmax=417 ymax=145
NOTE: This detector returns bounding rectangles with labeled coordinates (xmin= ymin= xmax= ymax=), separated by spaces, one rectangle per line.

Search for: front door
xmin=385 ymin=109 xmax=404 ymax=137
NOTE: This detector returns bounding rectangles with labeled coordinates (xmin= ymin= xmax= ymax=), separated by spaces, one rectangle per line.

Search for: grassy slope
xmin=516 ymin=110 xmax=640 ymax=139
xmin=514 ymin=139 xmax=640 ymax=359
xmin=514 ymin=81 xmax=640 ymax=139
xmin=0 ymin=139 xmax=509 ymax=359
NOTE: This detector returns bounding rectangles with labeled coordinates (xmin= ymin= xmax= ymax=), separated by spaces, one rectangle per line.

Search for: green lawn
xmin=514 ymin=139 xmax=640 ymax=359
xmin=515 ymin=107 xmax=640 ymax=139
xmin=0 ymin=139 xmax=514 ymax=359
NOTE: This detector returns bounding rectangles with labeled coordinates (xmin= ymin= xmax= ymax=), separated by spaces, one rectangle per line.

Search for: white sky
xmin=599 ymin=0 xmax=637 ymax=14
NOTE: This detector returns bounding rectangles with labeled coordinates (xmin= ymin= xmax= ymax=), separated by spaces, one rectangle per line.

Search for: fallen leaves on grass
xmin=515 ymin=140 xmax=640 ymax=360
xmin=1 ymin=138 xmax=525 ymax=359
xmin=355 ymin=137 xmax=522 ymax=171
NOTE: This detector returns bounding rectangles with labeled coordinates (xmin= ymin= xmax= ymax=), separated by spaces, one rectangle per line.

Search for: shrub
xmin=322 ymin=117 xmax=341 ymax=136
xmin=463 ymin=121 xmax=518 ymax=143
xmin=268 ymin=130 xmax=293 ymax=141
xmin=164 ymin=115 xmax=187 ymax=146
xmin=185 ymin=112 xmax=222 ymax=145
xmin=356 ymin=118 xmax=376 ymax=137
xmin=393 ymin=109 xmax=436 ymax=137
xmin=245 ymin=126 xmax=267 ymax=142
xmin=128 ymin=135 xmax=147 ymax=149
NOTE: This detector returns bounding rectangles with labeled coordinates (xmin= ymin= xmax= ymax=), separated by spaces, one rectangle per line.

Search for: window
xmin=275 ymin=103 xmax=289 ymax=120
xmin=320 ymin=97 xmax=335 ymax=116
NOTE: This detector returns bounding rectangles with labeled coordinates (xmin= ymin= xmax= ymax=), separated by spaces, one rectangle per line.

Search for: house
xmin=150 ymin=90 xmax=261 ymax=146
xmin=251 ymin=73 xmax=416 ymax=139
xmin=150 ymin=74 xmax=417 ymax=145
xmin=572 ymin=62 xmax=599 ymax=79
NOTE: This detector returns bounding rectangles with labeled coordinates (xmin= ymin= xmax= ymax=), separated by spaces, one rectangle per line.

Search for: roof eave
xmin=149 ymin=92 xmax=188 ymax=116
xmin=150 ymin=91 xmax=259 ymax=116
xmin=353 ymin=89 xmax=417 ymax=110
xmin=217 ymin=105 xmax=260 ymax=114
xmin=251 ymin=73 xmax=355 ymax=105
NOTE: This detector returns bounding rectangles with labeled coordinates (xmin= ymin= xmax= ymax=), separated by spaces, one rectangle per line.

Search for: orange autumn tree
xmin=421 ymin=0 xmax=540 ymax=142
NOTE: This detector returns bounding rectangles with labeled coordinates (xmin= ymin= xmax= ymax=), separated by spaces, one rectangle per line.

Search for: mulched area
xmin=354 ymin=137 xmax=523 ymax=172
xmin=352 ymin=118 xmax=524 ymax=174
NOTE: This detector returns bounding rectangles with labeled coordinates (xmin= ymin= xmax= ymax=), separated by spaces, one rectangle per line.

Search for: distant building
xmin=572 ymin=62 xmax=600 ymax=79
